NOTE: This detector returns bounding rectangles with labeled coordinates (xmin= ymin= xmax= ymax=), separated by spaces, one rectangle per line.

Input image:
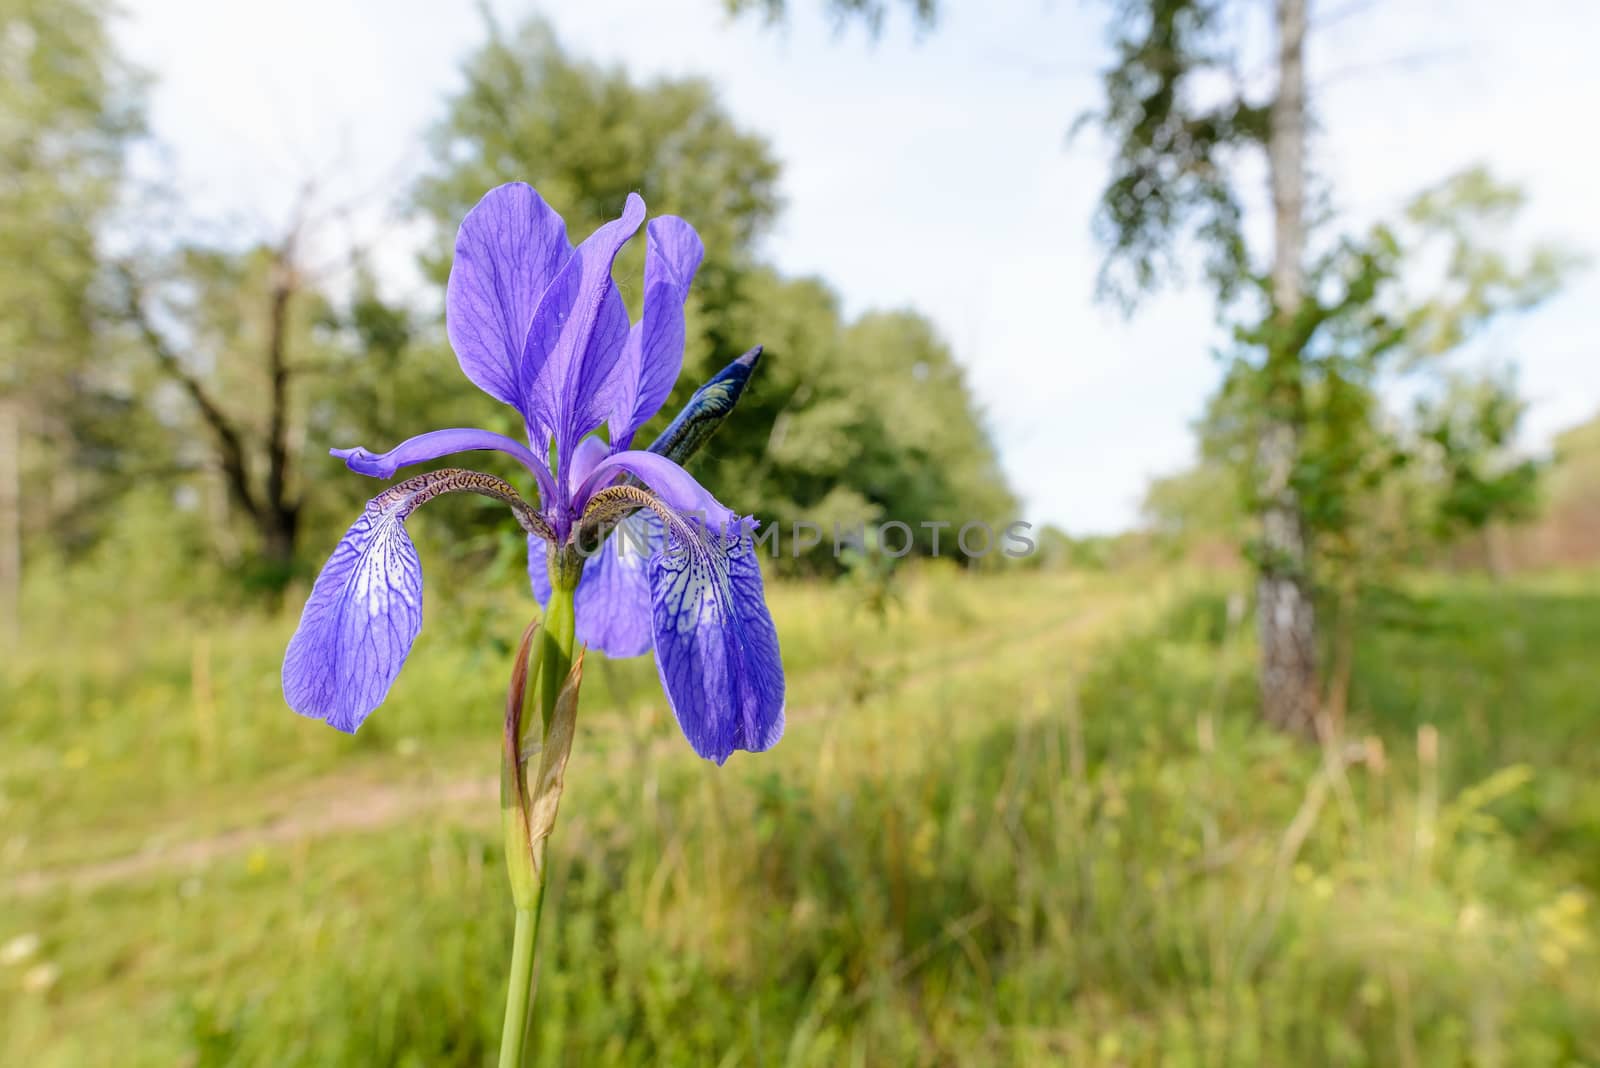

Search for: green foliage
xmin=1081 ymin=0 xmax=1269 ymax=308
xmin=0 ymin=0 xmax=142 ymax=390
xmin=413 ymin=16 xmax=782 ymax=285
xmin=1 ymin=0 xmax=146 ymax=551
xmin=1415 ymin=370 xmax=1542 ymax=542
xmin=1351 ymin=576 xmax=1600 ymax=887
xmin=1547 ymin=411 xmax=1600 ymax=520
xmin=1142 ymin=458 xmax=1246 ymax=548
xmin=1156 ymin=169 xmax=1571 ymax=586
xmin=406 ymin=15 xmax=1014 ymax=572
xmin=701 ymin=292 xmax=1017 ymax=570
xmin=1509 ymin=410 xmax=1600 ymax=566
xmin=1402 ymin=166 xmax=1583 ymax=360
xmin=4 ymin=6 xmax=1015 ymax=586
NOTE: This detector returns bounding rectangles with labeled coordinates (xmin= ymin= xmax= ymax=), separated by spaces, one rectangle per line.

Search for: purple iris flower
xmin=282 ymin=183 xmax=785 ymax=764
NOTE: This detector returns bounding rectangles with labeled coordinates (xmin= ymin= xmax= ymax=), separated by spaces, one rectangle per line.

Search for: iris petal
xmin=521 ymin=194 xmax=645 ymax=483
xmin=283 ymin=490 xmax=426 ymax=732
xmin=609 ymin=217 xmax=704 ymax=447
xmin=332 ymin=427 xmax=556 ymax=506
xmin=446 ymin=183 xmax=571 ymax=413
xmin=575 ymin=450 xmax=738 ymax=535
xmin=574 ymin=513 xmax=661 ymax=657
xmin=566 ymin=435 xmax=612 ymax=496
xmin=649 ymin=520 xmax=785 ymax=763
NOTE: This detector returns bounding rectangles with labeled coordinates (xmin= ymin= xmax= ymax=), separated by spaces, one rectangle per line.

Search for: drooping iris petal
xmin=574 ymin=512 xmax=662 ymax=657
xmin=283 ymin=490 xmax=426 ymax=733
xmin=609 ymin=217 xmax=704 ymax=447
xmin=446 ymin=183 xmax=571 ymax=412
xmin=521 ymin=193 xmax=646 ymax=480
xmin=332 ymin=427 xmax=557 ymax=505
xmin=575 ymin=450 xmax=739 ymax=535
xmin=649 ymin=521 xmax=785 ymax=763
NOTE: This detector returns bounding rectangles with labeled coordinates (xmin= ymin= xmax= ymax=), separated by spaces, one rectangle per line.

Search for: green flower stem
xmin=498 ymin=569 xmax=579 ymax=1068
xmin=497 ymin=904 xmax=539 ymax=1068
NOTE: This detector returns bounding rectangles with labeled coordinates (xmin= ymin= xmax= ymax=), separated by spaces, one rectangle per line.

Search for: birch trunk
xmin=1258 ymin=0 xmax=1321 ymax=738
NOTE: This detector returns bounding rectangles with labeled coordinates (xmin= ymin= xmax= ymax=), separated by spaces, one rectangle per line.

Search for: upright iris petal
xmin=609 ymin=217 xmax=705 ymax=448
xmin=521 ymin=194 xmax=646 ymax=490
xmin=446 ymin=183 xmax=572 ymax=412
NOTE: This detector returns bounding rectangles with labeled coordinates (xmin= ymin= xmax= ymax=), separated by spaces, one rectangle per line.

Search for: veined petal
xmin=574 ymin=512 xmax=661 ymax=657
xmin=332 ymin=427 xmax=557 ymax=506
xmin=609 ymin=217 xmax=704 ymax=447
xmin=283 ymin=490 xmax=427 ymax=732
xmin=649 ymin=520 xmax=784 ymax=763
xmin=575 ymin=450 xmax=739 ymax=535
xmin=521 ymin=193 xmax=646 ymax=481
xmin=446 ymin=183 xmax=571 ymax=412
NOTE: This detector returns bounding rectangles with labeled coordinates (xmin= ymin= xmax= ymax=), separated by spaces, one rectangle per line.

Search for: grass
xmin=2 ymin=562 xmax=1597 ymax=1065
xmin=1352 ymin=576 xmax=1600 ymax=888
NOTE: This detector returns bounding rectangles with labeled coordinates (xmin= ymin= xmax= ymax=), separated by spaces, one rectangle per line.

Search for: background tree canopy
xmin=3 ymin=8 xmax=1016 ymax=588
xmin=0 ymin=0 xmax=144 ymax=628
xmin=382 ymin=14 xmax=1013 ymax=574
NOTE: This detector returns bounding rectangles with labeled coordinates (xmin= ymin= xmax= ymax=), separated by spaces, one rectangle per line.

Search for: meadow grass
xmin=2 ymin=564 xmax=1596 ymax=1065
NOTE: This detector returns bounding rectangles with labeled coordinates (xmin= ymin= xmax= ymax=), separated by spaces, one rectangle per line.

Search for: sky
xmin=118 ymin=0 xmax=1600 ymax=533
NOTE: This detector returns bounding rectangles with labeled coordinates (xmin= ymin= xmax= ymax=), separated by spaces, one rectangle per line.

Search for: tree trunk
xmin=1258 ymin=0 xmax=1320 ymax=738
xmin=260 ymin=503 xmax=301 ymax=570
xmin=263 ymin=253 xmax=296 ymax=559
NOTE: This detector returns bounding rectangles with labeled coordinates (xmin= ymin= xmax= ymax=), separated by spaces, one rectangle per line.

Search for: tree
xmin=408 ymin=11 xmax=783 ymax=495
xmin=1081 ymin=0 xmax=1327 ymax=734
xmin=732 ymin=1 xmax=1572 ymax=718
xmin=413 ymin=15 xmax=781 ymax=307
xmin=411 ymin=15 xmax=1014 ymax=570
xmin=709 ymin=282 xmax=1015 ymax=570
xmin=0 ymin=0 xmax=143 ymax=632
xmin=1083 ymin=2 xmax=1581 ymax=736
xmin=1132 ymin=164 xmax=1569 ymax=733
xmin=1415 ymin=370 xmax=1541 ymax=572
xmin=115 ymin=203 xmax=338 ymax=576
